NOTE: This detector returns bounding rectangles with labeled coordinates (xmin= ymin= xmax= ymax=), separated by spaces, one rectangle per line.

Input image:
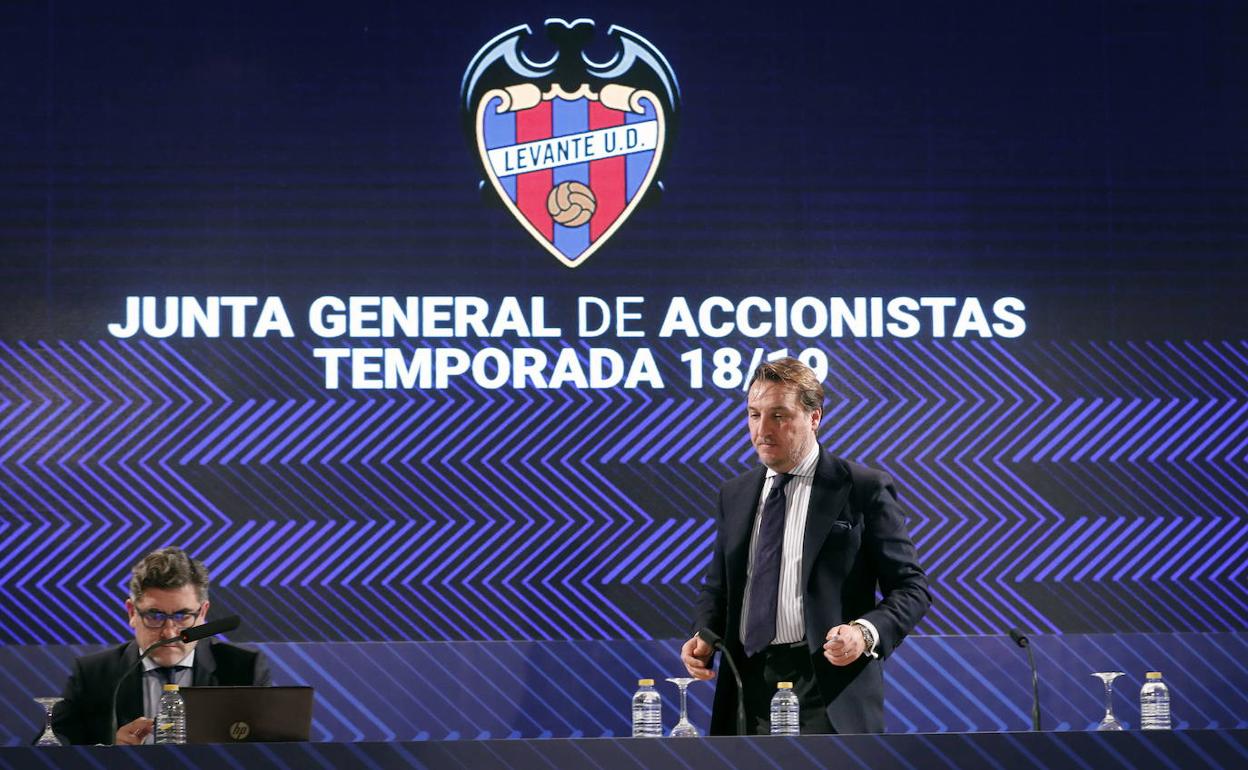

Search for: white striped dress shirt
xmin=739 ymin=444 xmax=819 ymax=647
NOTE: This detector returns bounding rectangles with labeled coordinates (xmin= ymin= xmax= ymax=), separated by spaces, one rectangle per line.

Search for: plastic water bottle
xmin=154 ymin=684 xmax=187 ymax=744
xmin=1139 ymin=671 xmax=1171 ymax=730
xmin=631 ymin=679 xmax=662 ymax=737
xmin=770 ymin=681 xmax=800 ymax=736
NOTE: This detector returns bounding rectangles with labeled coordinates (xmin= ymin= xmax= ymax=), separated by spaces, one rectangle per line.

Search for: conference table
xmin=2 ymin=730 xmax=1244 ymax=769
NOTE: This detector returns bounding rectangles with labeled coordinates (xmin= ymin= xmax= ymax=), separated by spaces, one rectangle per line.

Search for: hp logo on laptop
xmin=229 ymin=721 xmax=251 ymax=741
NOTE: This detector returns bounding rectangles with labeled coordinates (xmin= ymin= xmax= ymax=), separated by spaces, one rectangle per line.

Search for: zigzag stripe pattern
xmin=0 ymin=337 xmax=1244 ymax=643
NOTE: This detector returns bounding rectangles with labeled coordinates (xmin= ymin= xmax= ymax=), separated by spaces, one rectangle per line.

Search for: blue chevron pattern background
xmin=0 ymin=336 xmax=1245 ymax=644
xmin=3 ymin=0 xmax=1247 ymax=753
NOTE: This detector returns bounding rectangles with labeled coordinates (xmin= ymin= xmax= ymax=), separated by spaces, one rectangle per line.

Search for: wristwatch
xmin=850 ymin=620 xmax=876 ymax=656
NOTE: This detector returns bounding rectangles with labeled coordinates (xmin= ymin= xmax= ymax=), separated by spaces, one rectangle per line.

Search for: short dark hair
xmin=128 ymin=547 xmax=210 ymax=603
xmin=748 ymin=357 xmax=824 ymax=415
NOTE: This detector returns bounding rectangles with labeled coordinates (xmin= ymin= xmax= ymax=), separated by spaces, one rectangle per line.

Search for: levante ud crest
xmin=461 ymin=19 xmax=681 ymax=268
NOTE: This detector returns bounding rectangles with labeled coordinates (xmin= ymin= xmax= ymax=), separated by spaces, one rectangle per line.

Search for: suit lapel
xmin=801 ymin=449 xmax=851 ymax=591
xmin=116 ymin=642 xmax=145 ymax=724
xmin=724 ymin=467 xmax=767 ymax=594
xmin=192 ymin=640 xmax=216 ymax=686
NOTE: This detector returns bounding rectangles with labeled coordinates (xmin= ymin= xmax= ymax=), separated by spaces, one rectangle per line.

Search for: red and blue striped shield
xmin=475 ymin=84 xmax=665 ymax=268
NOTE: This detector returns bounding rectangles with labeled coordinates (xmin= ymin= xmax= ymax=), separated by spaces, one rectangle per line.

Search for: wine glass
xmin=1090 ymin=672 xmax=1126 ymax=731
xmin=664 ymin=677 xmax=701 ymax=737
xmin=34 ymin=697 xmax=63 ymax=746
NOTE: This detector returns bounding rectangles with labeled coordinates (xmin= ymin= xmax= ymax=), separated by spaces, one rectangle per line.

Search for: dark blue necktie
xmin=158 ymin=665 xmax=189 ymax=685
xmin=742 ymin=473 xmax=793 ymax=657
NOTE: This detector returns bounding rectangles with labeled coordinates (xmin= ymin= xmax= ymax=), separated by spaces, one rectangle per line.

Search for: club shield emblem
xmin=462 ymin=20 xmax=680 ymax=268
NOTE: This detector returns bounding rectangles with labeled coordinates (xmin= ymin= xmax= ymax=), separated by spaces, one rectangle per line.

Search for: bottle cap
xmin=778 ymin=681 xmax=793 ymax=689
xmin=1146 ymin=672 xmax=1162 ymax=679
xmin=162 ymin=684 xmax=180 ymax=692
xmin=638 ymin=678 xmax=654 ymax=686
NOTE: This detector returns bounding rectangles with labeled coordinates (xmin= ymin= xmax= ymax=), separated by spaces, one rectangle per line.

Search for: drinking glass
xmin=664 ymin=677 xmax=701 ymax=737
xmin=34 ymin=697 xmax=63 ymax=746
xmin=1091 ymin=672 xmax=1126 ymax=731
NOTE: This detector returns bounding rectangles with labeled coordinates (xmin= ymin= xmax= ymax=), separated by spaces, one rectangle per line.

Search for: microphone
xmin=1008 ymin=628 xmax=1042 ymax=731
xmin=180 ymin=614 xmax=240 ymax=643
xmin=696 ymin=628 xmax=748 ymax=736
xmin=108 ymin=615 xmax=243 ymax=744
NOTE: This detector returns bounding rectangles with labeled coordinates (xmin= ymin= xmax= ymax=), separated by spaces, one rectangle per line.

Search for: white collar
xmin=764 ymin=443 xmax=819 ymax=480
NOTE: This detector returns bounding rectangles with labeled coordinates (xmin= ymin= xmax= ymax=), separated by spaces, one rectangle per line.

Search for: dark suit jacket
xmin=693 ymin=447 xmax=931 ymax=734
xmin=49 ymin=639 xmax=271 ymax=745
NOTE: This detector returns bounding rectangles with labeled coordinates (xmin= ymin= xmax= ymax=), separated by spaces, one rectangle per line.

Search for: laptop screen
xmin=180 ymin=686 xmax=314 ymax=743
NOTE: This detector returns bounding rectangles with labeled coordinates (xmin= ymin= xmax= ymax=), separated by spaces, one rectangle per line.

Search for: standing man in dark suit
xmin=50 ymin=546 xmax=270 ymax=745
xmin=681 ymin=357 xmax=930 ymax=734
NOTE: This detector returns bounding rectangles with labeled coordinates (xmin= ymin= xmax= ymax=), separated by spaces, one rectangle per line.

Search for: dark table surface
xmin=5 ymin=729 xmax=1246 ymax=769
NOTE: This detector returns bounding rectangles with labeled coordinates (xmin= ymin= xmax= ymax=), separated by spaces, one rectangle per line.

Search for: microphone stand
xmin=1008 ymin=629 xmax=1042 ymax=732
xmin=697 ymin=628 xmax=748 ymax=736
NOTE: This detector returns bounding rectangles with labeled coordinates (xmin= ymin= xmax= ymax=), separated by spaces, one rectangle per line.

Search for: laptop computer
xmin=180 ymin=686 xmax=314 ymax=743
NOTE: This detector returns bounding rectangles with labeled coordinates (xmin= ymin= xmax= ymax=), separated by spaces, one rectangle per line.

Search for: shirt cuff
xmin=852 ymin=618 xmax=880 ymax=659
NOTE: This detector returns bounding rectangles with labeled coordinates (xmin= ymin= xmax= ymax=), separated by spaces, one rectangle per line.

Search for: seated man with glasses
xmin=50 ymin=546 xmax=271 ymax=745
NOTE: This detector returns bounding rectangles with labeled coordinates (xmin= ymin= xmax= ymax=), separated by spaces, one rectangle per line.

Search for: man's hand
xmin=680 ymin=635 xmax=716 ymax=680
xmin=115 ymin=716 xmax=154 ymax=745
xmin=823 ymin=624 xmax=865 ymax=667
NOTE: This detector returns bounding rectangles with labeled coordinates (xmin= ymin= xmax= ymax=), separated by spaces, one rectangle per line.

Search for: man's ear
xmin=125 ymin=597 xmax=138 ymax=630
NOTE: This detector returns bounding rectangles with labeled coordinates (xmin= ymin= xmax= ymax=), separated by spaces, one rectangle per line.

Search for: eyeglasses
xmin=136 ymin=604 xmax=204 ymax=629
